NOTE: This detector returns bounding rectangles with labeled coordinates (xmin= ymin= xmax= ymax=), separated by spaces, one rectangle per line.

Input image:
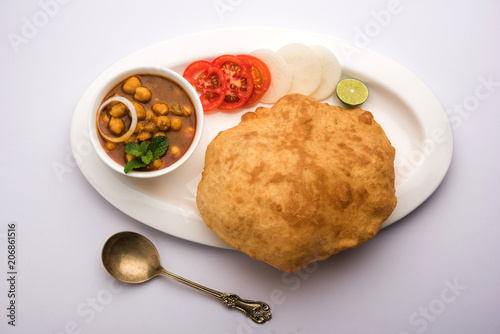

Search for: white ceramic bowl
xmin=88 ymin=66 xmax=204 ymax=178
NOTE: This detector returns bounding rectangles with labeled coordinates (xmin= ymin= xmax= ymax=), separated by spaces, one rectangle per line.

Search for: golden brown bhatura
xmin=196 ymin=93 xmax=397 ymax=272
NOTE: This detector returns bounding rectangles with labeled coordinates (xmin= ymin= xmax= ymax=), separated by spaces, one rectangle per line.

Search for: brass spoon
xmin=101 ymin=231 xmax=271 ymax=324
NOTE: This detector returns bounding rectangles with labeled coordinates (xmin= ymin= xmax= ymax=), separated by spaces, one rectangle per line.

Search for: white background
xmin=1 ymin=0 xmax=499 ymax=333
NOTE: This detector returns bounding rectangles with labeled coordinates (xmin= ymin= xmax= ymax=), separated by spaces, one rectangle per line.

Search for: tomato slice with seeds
xmin=182 ymin=60 xmax=226 ymax=112
xmin=212 ymin=55 xmax=254 ymax=110
xmin=237 ymin=54 xmax=272 ymax=107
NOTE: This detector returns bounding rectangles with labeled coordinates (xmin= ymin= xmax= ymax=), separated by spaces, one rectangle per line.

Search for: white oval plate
xmin=70 ymin=27 xmax=453 ymax=249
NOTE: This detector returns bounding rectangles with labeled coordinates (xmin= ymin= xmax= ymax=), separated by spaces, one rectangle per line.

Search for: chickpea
xmin=170 ymin=145 xmax=180 ymax=156
xmin=153 ymin=131 xmax=166 ymax=138
xmin=101 ymin=113 xmax=110 ymax=124
xmin=133 ymin=103 xmax=146 ymax=120
xmin=106 ymin=95 xmax=120 ymax=107
xmin=125 ymin=153 xmax=135 ymax=162
xmin=109 ymin=117 xmax=125 ymax=135
xmin=134 ymin=86 xmax=152 ymax=102
xmin=134 ymin=121 xmax=146 ymax=134
xmin=109 ymin=103 xmax=127 ymax=117
xmin=125 ymin=134 xmax=137 ymax=144
xmin=183 ymin=126 xmax=194 ymax=138
xmin=137 ymin=131 xmax=152 ymax=141
xmin=152 ymin=103 xmax=169 ymax=116
xmin=172 ymin=87 xmax=182 ymax=97
xmin=122 ymin=77 xmax=142 ymax=94
xmin=170 ymin=118 xmax=182 ymax=131
xmin=142 ymin=122 xmax=158 ymax=133
xmin=105 ymin=141 xmax=117 ymax=151
xmin=153 ymin=116 xmax=171 ymax=131
xmin=182 ymin=105 xmax=193 ymax=117
xmin=152 ymin=159 xmax=163 ymax=169
xmin=145 ymin=110 xmax=155 ymax=121
xmin=170 ymin=103 xmax=183 ymax=116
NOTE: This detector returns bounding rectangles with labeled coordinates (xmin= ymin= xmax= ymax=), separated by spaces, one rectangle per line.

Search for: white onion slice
xmin=250 ymin=49 xmax=292 ymax=104
xmin=277 ymin=43 xmax=321 ymax=96
xmin=309 ymin=45 xmax=342 ymax=101
xmin=97 ymin=96 xmax=137 ymax=143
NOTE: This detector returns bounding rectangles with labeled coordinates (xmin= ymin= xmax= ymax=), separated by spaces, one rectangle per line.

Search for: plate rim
xmin=70 ymin=26 xmax=453 ymax=248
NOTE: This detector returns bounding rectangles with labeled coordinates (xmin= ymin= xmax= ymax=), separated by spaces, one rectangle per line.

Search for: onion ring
xmin=96 ymin=96 xmax=138 ymax=143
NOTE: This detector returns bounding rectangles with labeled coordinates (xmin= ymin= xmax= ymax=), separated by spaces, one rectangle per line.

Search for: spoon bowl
xmin=102 ymin=231 xmax=162 ymax=283
xmin=101 ymin=231 xmax=272 ymax=324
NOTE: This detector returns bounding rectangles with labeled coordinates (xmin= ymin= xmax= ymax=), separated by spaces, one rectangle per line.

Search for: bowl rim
xmin=88 ymin=65 xmax=204 ymax=178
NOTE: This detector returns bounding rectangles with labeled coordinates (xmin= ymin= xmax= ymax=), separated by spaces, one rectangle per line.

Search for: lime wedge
xmin=336 ymin=78 xmax=368 ymax=107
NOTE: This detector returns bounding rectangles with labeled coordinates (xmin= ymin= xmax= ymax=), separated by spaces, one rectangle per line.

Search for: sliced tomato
xmin=212 ymin=55 xmax=254 ymax=110
xmin=183 ymin=60 xmax=226 ymax=112
xmin=237 ymin=54 xmax=272 ymax=107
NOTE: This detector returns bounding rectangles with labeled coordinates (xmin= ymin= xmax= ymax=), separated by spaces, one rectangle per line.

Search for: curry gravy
xmin=97 ymin=74 xmax=197 ymax=171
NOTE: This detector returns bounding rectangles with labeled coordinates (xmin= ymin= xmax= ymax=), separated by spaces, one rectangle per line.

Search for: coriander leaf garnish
xmin=141 ymin=150 xmax=154 ymax=165
xmin=125 ymin=141 xmax=148 ymax=157
xmin=123 ymin=136 xmax=169 ymax=173
xmin=149 ymin=136 xmax=169 ymax=161
xmin=124 ymin=157 xmax=147 ymax=174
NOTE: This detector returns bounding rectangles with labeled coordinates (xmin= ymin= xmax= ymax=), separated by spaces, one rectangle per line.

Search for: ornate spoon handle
xmin=160 ymin=268 xmax=272 ymax=324
xmin=218 ymin=292 xmax=272 ymax=324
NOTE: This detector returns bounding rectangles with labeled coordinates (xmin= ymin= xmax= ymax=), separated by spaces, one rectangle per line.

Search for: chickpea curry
xmin=96 ymin=74 xmax=197 ymax=172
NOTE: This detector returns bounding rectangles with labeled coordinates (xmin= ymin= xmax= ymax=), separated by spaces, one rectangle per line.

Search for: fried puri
xmin=196 ymin=93 xmax=397 ymax=272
